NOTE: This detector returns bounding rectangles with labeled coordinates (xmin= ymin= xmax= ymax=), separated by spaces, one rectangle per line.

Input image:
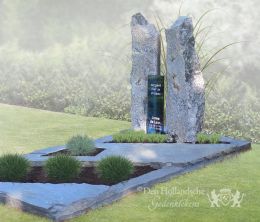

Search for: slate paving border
xmin=24 ymin=136 xmax=251 ymax=167
xmin=0 ymin=136 xmax=251 ymax=221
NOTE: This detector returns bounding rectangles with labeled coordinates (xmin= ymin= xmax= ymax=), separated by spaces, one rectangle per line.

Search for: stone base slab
xmin=0 ymin=136 xmax=251 ymax=221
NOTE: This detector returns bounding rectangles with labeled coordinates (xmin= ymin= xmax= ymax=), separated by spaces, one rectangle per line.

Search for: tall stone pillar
xmin=165 ymin=16 xmax=205 ymax=143
xmin=130 ymin=13 xmax=160 ymax=132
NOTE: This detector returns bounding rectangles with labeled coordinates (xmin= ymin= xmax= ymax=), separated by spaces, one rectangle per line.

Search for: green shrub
xmin=209 ymin=133 xmax=221 ymax=144
xmin=66 ymin=135 xmax=95 ymax=156
xmin=196 ymin=133 xmax=210 ymax=144
xmin=113 ymin=130 xmax=167 ymax=143
xmin=45 ymin=155 xmax=82 ymax=182
xmin=196 ymin=133 xmax=221 ymax=144
xmin=0 ymin=154 xmax=30 ymax=182
xmin=97 ymin=156 xmax=134 ymax=184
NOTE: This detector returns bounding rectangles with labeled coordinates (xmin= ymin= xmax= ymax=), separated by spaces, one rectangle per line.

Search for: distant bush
xmin=66 ymin=135 xmax=95 ymax=156
xmin=113 ymin=130 xmax=167 ymax=143
xmin=204 ymin=89 xmax=260 ymax=143
xmin=45 ymin=155 xmax=81 ymax=182
xmin=0 ymin=154 xmax=30 ymax=182
xmin=0 ymin=37 xmax=259 ymax=143
xmin=97 ymin=156 xmax=134 ymax=184
xmin=0 ymin=40 xmax=131 ymax=121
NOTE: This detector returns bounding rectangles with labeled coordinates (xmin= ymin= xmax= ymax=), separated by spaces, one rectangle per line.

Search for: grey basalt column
xmin=130 ymin=13 xmax=160 ymax=132
xmin=165 ymin=16 xmax=205 ymax=143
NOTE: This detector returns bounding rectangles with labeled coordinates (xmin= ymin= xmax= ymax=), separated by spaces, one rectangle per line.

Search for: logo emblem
xmin=207 ymin=189 xmax=245 ymax=207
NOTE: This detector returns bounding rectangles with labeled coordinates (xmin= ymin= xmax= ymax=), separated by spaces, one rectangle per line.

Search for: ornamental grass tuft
xmin=97 ymin=155 xmax=134 ymax=184
xmin=0 ymin=154 xmax=30 ymax=182
xmin=45 ymin=155 xmax=81 ymax=182
xmin=66 ymin=135 xmax=95 ymax=156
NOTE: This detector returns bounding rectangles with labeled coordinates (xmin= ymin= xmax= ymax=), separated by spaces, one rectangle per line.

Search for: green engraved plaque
xmin=147 ymin=75 xmax=164 ymax=134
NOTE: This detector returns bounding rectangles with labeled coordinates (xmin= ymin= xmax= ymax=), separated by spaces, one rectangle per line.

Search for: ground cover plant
xmin=112 ymin=130 xmax=167 ymax=143
xmin=196 ymin=133 xmax=221 ymax=144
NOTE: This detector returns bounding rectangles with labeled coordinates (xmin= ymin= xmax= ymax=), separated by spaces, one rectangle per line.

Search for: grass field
xmin=0 ymin=103 xmax=259 ymax=222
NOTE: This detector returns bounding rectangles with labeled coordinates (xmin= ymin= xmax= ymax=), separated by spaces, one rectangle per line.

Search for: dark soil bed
xmin=44 ymin=148 xmax=105 ymax=156
xmin=5 ymin=165 xmax=156 ymax=185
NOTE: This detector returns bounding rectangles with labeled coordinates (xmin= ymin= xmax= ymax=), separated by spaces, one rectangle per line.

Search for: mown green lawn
xmin=0 ymin=103 xmax=259 ymax=222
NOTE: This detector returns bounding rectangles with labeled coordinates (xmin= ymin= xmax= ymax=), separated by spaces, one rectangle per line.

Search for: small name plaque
xmin=147 ymin=75 xmax=164 ymax=134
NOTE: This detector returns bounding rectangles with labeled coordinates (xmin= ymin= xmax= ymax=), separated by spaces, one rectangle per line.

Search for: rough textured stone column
xmin=130 ymin=13 xmax=160 ymax=132
xmin=165 ymin=16 xmax=205 ymax=143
